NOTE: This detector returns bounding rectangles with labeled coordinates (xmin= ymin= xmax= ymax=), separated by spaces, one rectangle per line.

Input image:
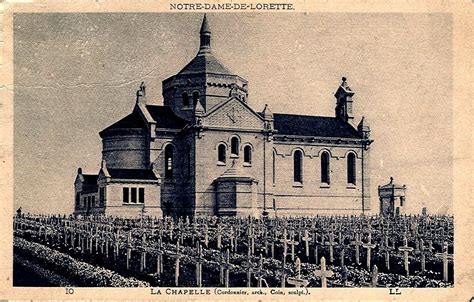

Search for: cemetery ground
xmin=13 ymin=213 xmax=454 ymax=288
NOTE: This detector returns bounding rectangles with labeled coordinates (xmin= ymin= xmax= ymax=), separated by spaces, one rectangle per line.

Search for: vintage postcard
xmin=0 ymin=0 xmax=472 ymax=301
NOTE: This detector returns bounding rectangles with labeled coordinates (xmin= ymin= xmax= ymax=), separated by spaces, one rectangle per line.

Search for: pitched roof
xmin=177 ymin=52 xmax=233 ymax=76
xmin=272 ymin=113 xmax=362 ymax=139
xmin=146 ymin=105 xmax=188 ymax=129
xmin=100 ymin=110 xmax=146 ymax=134
xmin=100 ymin=105 xmax=188 ymax=135
xmin=82 ymin=174 xmax=98 ymax=185
xmin=107 ymin=168 xmax=158 ymax=180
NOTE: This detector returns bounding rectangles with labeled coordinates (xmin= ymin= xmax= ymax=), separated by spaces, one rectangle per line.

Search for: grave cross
xmin=302 ymin=230 xmax=312 ymax=258
xmin=194 ymin=242 xmax=205 ymax=287
xmin=172 ymin=241 xmax=183 ymax=286
xmin=216 ymin=223 xmax=223 ymax=250
xmin=418 ymin=238 xmax=428 ymax=272
xmin=287 ymin=257 xmax=309 ymax=287
xmin=279 ymin=229 xmax=291 ymax=266
xmin=126 ymin=231 xmax=132 ymax=270
xmin=362 ymin=233 xmax=376 ymax=271
xmin=219 ymin=249 xmax=235 ymax=287
xmin=351 ymin=233 xmax=363 ymax=266
xmin=241 ymin=246 xmax=256 ymax=288
xmin=287 ymin=230 xmax=299 ymax=262
xmin=247 ymin=224 xmax=256 ymax=255
xmin=362 ymin=265 xmax=379 ymax=287
xmin=313 ymin=256 xmax=334 ymax=288
xmin=435 ymin=241 xmax=453 ymax=282
xmin=203 ymin=223 xmax=209 ymax=248
xmin=325 ymin=232 xmax=338 ymax=263
xmin=139 ymin=232 xmax=147 ymax=272
xmin=398 ymin=235 xmax=414 ymax=276
xmin=253 ymin=254 xmax=267 ymax=288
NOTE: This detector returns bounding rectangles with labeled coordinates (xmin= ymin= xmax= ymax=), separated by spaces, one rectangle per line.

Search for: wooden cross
xmin=398 ymin=235 xmax=414 ymax=276
xmin=362 ymin=233 xmax=376 ymax=271
xmin=219 ymin=249 xmax=235 ymax=287
xmin=247 ymin=224 xmax=256 ymax=255
xmin=279 ymin=229 xmax=291 ymax=266
xmin=302 ymin=230 xmax=312 ymax=258
xmin=126 ymin=231 xmax=132 ymax=270
xmin=228 ymin=226 xmax=236 ymax=253
xmin=325 ymin=232 xmax=338 ymax=263
xmin=171 ymin=241 xmax=183 ymax=286
xmin=287 ymin=257 xmax=309 ymax=287
xmin=351 ymin=233 xmax=363 ymax=265
xmin=194 ymin=242 xmax=205 ymax=287
xmin=139 ymin=232 xmax=147 ymax=272
xmin=203 ymin=223 xmax=209 ymax=248
xmin=339 ymin=246 xmax=346 ymax=267
xmin=241 ymin=249 xmax=256 ymax=287
xmin=287 ymin=230 xmax=299 ymax=262
xmin=435 ymin=241 xmax=453 ymax=282
xmin=216 ymin=223 xmax=223 ymax=250
xmin=364 ymin=265 xmax=379 ymax=287
xmin=253 ymin=254 xmax=267 ymax=288
xmin=313 ymin=256 xmax=334 ymax=288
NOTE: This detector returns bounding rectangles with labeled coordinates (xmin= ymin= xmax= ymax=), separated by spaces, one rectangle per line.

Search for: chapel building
xmin=73 ymin=15 xmax=373 ymax=218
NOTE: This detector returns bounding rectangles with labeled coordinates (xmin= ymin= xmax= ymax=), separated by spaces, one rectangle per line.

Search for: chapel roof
xmin=146 ymin=105 xmax=188 ymax=129
xmin=272 ymin=113 xmax=362 ymax=139
xmin=100 ymin=105 xmax=188 ymax=135
xmin=107 ymin=168 xmax=158 ymax=180
xmin=82 ymin=174 xmax=98 ymax=185
xmin=177 ymin=52 xmax=234 ymax=76
xmin=175 ymin=15 xmax=235 ymax=77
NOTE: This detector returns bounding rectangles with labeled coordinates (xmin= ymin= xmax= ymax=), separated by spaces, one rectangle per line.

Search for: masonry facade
xmin=73 ymin=15 xmax=373 ymax=218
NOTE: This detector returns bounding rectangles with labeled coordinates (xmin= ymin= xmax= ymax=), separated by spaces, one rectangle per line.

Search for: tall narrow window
xmin=193 ymin=91 xmax=199 ymax=106
xmin=231 ymin=137 xmax=239 ymax=156
xmin=244 ymin=146 xmax=252 ymax=164
xmin=92 ymin=196 xmax=96 ymax=206
xmin=99 ymin=187 xmax=105 ymax=205
xmin=75 ymin=193 xmax=80 ymax=206
xmin=272 ymin=151 xmax=276 ymax=185
xmin=321 ymin=151 xmax=330 ymax=184
xmin=347 ymin=152 xmax=356 ymax=185
xmin=139 ymin=188 xmax=145 ymax=203
xmin=165 ymin=144 xmax=174 ymax=179
xmin=123 ymin=187 xmax=129 ymax=203
xmin=293 ymin=150 xmax=303 ymax=183
xmin=182 ymin=92 xmax=189 ymax=107
xmin=131 ymin=188 xmax=137 ymax=203
xmin=218 ymin=144 xmax=226 ymax=163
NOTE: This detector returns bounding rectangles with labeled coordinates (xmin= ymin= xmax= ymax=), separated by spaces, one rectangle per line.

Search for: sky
xmin=13 ymin=13 xmax=453 ymax=215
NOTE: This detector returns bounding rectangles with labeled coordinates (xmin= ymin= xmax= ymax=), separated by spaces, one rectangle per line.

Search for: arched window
xmin=182 ymin=92 xmax=189 ymax=107
xmin=244 ymin=145 xmax=252 ymax=164
xmin=321 ymin=151 xmax=330 ymax=184
xmin=231 ymin=137 xmax=239 ymax=156
xmin=218 ymin=144 xmax=226 ymax=163
xmin=347 ymin=152 xmax=356 ymax=185
xmin=293 ymin=150 xmax=303 ymax=183
xmin=272 ymin=151 xmax=276 ymax=185
xmin=192 ymin=91 xmax=199 ymax=106
xmin=165 ymin=144 xmax=174 ymax=179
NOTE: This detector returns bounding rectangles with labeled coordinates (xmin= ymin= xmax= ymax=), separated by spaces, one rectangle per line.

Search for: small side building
xmin=378 ymin=177 xmax=407 ymax=217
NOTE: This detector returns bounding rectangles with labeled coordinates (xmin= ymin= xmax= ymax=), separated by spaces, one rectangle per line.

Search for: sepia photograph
xmin=1 ymin=2 xmax=472 ymax=300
